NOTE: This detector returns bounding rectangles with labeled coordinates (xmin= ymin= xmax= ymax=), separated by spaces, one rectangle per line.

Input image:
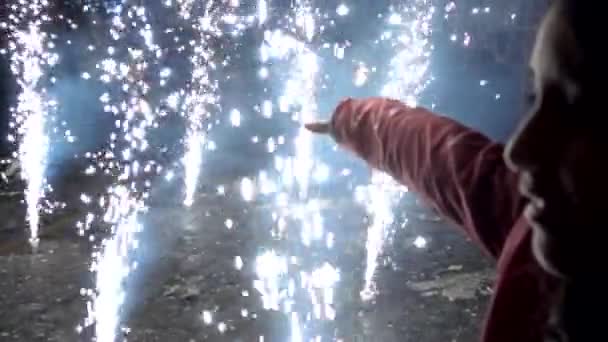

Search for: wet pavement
xmin=0 ymin=157 xmax=494 ymax=342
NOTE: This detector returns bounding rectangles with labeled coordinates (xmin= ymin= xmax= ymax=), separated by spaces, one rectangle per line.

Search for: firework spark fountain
xmin=360 ymin=1 xmax=434 ymax=300
xmin=177 ymin=0 xmax=253 ymax=206
xmin=251 ymin=1 xmax=343 ymax=340
xmin=6 ymin=1 xmax=56 ymax=247
xmin=177 ymin=0 xmax=220 ymax=207
xmin=82 ymin=4 xmax=164 ymax=341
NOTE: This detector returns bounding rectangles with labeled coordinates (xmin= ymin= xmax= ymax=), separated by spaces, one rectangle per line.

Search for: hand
xmin=304 ymin=121 xmax=332 ymax=135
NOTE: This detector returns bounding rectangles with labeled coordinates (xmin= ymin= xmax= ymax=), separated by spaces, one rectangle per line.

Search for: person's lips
xmin=518 ymin=174 xmax=548 ymax=226
xmin=524 ymin=200 xmax=544 ymax=225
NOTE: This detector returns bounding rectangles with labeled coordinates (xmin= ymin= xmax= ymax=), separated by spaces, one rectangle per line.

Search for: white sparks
xmin=258 ymin=0 xmax=268 ymax=24
xmin=202 ymin=310 xmax=213 ymax=325
xmin=365 ymin=1 xmax=433 ymax=300
xmin=354 ymin=63 xmax=369 ymax=87
xmin=84 ymin=6 xmax=163 ymax=341
xmin=241 ymin=177 xmax=256 ymax=202
xmin=414 ymin=236 xmax=428 ymax=249
xmin=9 ymin=15 xmax=54 ymax=247
xmin=336 ymin=4 xmax=349 ymax=16
xmin=230 ymin=109 xmax=242 ymax=127
xmin=183 ymin=133 xmax=205 ymax=206
xmin=254 ymin=250 xmax=288 ymax=311
xmin=90 ymin=213 xmax=143 ymax=342
xmin=235 ymin=256 xmax=244 ymax=270
xmin=388 ymin=13 xmax=402 ymax=25
xmin=225 ymin=218 xmax=234 ymax=229
xmin=464 ymin=32 xmax=471 ymax=46
xmin=262 ymin=100 xmax=273 ymax=118
xmin=178 ymin=1 xmax=221 ymax=209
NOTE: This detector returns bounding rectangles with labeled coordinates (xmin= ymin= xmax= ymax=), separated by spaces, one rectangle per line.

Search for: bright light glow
xmin=9 ymin=14 xmax=55 ymax=247
xmin=202 ymin=310 xmax=213 ymax=325
xmin=1 ymin=0 xmax=453 ymax=339
xmin=336 ymin=4 xmax=349 ymax=16
xmin=241 ymin=177 xmax=256 ymax=202
xmin=183 ymin=133 xmax=205 ymax=206
xmin=230 ymin=109 xmax=242 ymax=127
xmin=354 ymin=63 xmax=369 ymax=87
xmin=258 ymin=0 xmax=268 ymax=24
xmin=360 ymin=173 xmax=397 ymax=301
xmin=363 ymin=1 xmax=433 ymax=300
xmin=83 ymin=6 xmax=165 ymax=341
xmin=89 ymin=212 xmax=143 ymax=342
xmin=414 ymin=236 xmax=428 ymax=249
xmin=254 ymin=250 xmax=288 ymax=310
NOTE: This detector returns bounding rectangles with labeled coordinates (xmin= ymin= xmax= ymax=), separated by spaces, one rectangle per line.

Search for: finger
xmin=304 ymin=122 xmax=332 ymax=134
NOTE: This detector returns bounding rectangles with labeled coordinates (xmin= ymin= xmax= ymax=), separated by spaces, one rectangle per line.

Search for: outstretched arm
xmin=307 ymin=97 xmax=525 ymax=258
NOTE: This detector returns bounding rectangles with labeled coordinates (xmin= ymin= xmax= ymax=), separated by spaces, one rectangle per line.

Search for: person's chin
xmin=531 ymin=228 xmax=574 ymax=278
xmin=525 ymin=204 xmax=567 ymax=276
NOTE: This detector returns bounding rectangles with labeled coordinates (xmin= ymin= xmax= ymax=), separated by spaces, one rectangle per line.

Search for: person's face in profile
xmin=504 ymin=4 xmax=607 ymax=278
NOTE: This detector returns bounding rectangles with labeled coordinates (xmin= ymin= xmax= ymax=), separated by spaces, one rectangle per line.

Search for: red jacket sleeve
xmin=331 ymin=97 xmax=525 ymax=258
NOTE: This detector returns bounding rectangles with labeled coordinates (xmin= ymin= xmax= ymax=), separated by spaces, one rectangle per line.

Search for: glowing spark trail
xmin=177 ymin=0 xmax=221 ymax=207
xmin=361 ymin=1 xmax=433 ymax=300
xmin=178 ymin=1 xmax=252 ymax=207
xmin=253 ymin=1 xmax=339 ymax=340
xmin=82 ymin=4 xmax=164 ymax=341
xmin=7 ymin=1 xmax=56 ymax=247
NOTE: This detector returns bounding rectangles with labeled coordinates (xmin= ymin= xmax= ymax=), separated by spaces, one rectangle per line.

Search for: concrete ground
xmin=0 ymin=154 xmax=494 ymax=342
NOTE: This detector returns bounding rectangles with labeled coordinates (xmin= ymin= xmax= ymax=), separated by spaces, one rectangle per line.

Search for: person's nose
xmin=504 ymin=114 xmax=546 ymax=174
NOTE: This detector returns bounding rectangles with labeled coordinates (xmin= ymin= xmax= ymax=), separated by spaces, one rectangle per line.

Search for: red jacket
xmin=331 ymin=97 xmax=559 ymax=342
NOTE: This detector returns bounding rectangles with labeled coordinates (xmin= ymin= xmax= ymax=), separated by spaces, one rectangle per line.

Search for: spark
xmin=176 ymin=0 xmax=232 ymax=208
xmin=225 ymin=218 xmax=234 ymax=229
xmin=388 ymin=13 xmax=402 ymax=25
xmin=235 ymin=256 xmax=244 ymax=270
xmin=336 ymin=4 xmax=350 ymax=16
xmin=83 ymin=5 xmax=163 ymax=341
xmin=381 ymin=2 xmax=433 ymax=105
xmin=254 ymin=250 xmax=288 ymax=311
xmin=414 ymin=236 xmax=428 ymax=248
xmin=262 ymin=100 xmax=273 ymax=118
xmin=290 ymin=313 xmax=303 ymax=342
xmin=240 ymin=177 xmax=256 ymax=202
xmin=90 ymin=212 xmax=142 ymax=342
xmin=268 ymin=33 xmax=320 ymax=198
xmin=258 ymin=0 xmax=268 ymax=24
xmin=8 ymin=3 xmax=56 ymax=247
xmin=230 ymin=109 xmax=242 ymax=127
xmin=359 ymin=173 xmax=397 ymax=301
xmin=202 ymin=310 xmax=213 ymax=325
xmin=333 ymin=43 xmax=345 ymax=59
xmin=363 ymin=0 xmax=433 ymax=300
xmin=183 ymin=133 xmax=205 ymax=206
xmin=256 ymin=3 xmax=337 ymax=340
xmin=354 ymin=63 xmax=370 ymax=87
xmin=464 ymin=32 xmax=471 ymax=46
